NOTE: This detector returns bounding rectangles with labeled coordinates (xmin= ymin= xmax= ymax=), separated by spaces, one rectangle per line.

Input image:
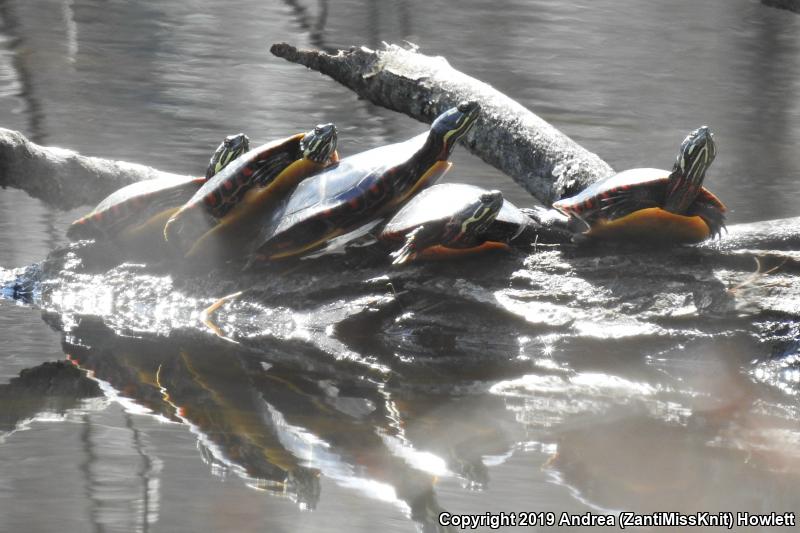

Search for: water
xmin=0 ymin=0 xmax=799 ymax=531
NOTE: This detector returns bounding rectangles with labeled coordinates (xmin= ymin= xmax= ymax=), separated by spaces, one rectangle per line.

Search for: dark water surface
xmin=1 ymin=1 xmax=799 ymax=532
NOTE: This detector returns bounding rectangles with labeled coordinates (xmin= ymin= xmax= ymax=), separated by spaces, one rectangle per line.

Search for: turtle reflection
xmin=58 ymin=321 xmax=515 ymax=532
xmin=63 ymin=322 xmax=321 ymax=508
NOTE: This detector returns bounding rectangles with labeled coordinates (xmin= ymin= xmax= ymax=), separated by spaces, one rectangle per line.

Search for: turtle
xmin=163 ymin=123 xmax=339 ymax=259
xmin=251 ymin=101 xmax=481 ymax=261
xmin=379 ymin=183 xmax=531 ymax=264
xmin=66 ymin=133 xmax=250 ymax=244
xmin=206 ymin=132 xmax=253 ymax=179
xmin=552 ymin=125 xmax=725 ymax=244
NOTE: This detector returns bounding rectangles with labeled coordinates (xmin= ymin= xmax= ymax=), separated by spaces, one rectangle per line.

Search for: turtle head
xmin=444 ymin=189 xmax=503 ymax=246
xmin=430 ymin=101 xmax=480 ymax=160
xmin=301 ymin=123 xmax=338 ymax=164
xmin=664 ymin=125 xmax=716 ymax=214
xmin=206 ymin=133 xmax=250 ymax=179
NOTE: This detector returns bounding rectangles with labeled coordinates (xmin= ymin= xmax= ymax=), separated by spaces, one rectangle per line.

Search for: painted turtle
xmin=380 ymin=183 xmax=530 ymax=264
xmin=251 ymin=102 xmax=480 ymax=260
xmin=552 ymin=126 xmax=725 ymax=244
xmin=67 ymin=133 xmax=250 ymax=244
xmin=163 ymin=123 xmax=339 ymax=259
xmin=206 ymin=133 xmax=252 ymax=179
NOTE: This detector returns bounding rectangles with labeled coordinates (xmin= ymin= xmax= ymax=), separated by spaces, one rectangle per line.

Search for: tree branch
xmin=0 ymin=127 xmax=190 ymax=210
xmin=270 ymin=42 xmax=615 ymax=205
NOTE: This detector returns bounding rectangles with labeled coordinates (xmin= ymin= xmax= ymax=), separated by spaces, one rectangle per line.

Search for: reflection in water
xmin=282 ymin=0 xmax=331 ymax=51
xmin=0 ymin=302 xmax=798 ymax=531
xmin=0 ymin=361 xmax=100 ymax=436
xmin=61 ymin=321 xmax=456 ymax=531
xmin=78 ymin=409 xmax=163 ymax=533
xmin=3 ymin=230 xmax=800 ymax=531
xmin=550 ymin=415 xmax=800 ymax=513
xmin=0 ymin=1 xmax=46 ymax=143
xmin=61 ymin=0 xmax=78 ymax=63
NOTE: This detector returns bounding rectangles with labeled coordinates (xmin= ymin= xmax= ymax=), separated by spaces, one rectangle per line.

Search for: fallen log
xmin=0 ymin=43 xmax=796 ymax=259
xmin=0 ymin=127 xmax=190 ymax=210
xmin=270 ymin=42 xmax=614 ymax=205
xmin=0 ymin=126 xmax=798 ymax=258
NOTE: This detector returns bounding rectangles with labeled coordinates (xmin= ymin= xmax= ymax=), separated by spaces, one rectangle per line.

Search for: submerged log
xmin=270 ymin=42 xmax=615 ymax=205
xmin=0 ymin=127 xmax=189 ymax=210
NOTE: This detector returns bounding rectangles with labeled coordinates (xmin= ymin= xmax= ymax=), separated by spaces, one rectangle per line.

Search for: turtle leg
xmin=517 ymin=207 xmax=574 ymax=245
xmin=200 ymin=291 xmax=243 ymax=340
xmin=390 ymin=222 xmax=451 ymax=265
xmin=391 ymin=226 xmax=424 ymax=265
xmin=687 ymin=201 xmax=727 ymax=239
xmin=181 ymin=187 xmax=272 ymax=260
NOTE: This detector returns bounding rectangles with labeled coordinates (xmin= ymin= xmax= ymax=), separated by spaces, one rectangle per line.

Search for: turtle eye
xmin=314 ymin=126 xmax=322 ymax=135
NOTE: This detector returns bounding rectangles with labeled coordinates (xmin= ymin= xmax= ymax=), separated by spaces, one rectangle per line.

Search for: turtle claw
xmin=711 ymin=223 xmax=727 ymax=240
xmin=390 ymin=226 xmax=424 ymax=265
xmin=689 ymin=200 xmax=727 ymax=241
xmin=567 ymin=211 xmax=592 ymax=234
xmin=390 ymin=243 xmax=415 ymax=265
xmin=200 ymin=291 xmax=243 ymax=341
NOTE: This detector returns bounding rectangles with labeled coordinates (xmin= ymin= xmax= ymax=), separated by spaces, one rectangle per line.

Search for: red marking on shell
xmin=223 ymin=179 xmax=234 ymax=190
xmin=369 ymin=183 xmax=380 ymax=194
xmin=205 ymin=194 xmax=218 ymax=206
xmin=111 ymin=204 xmax=120 ymax=216
xmin=242 ymin=166 xmax=253 ymax=177
xmin=349 ymin=198 xmax=360 ymax=209
xmin=93 ymin=213 xmax=103 ymax=222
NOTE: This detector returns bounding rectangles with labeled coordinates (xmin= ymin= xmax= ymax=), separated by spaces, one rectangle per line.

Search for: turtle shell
xmin=67 ymin=174 xmax=205 ymax=241
xmin=552 ymin=168 xmax=726 ymax=242
xmin=186 ymin=133 xmax=306 ymax=220
xmin=254 ymin=132 xmax=460 ymax=259
xmin=253 ymin=102 xmax=480 ymax=260
xmin=163 ymin=128 xmax=339 ymax=259
xmin=381 ymin=183 xmax=528 ymax=244
xmin=253 ymin=133 xmax=449 ymax=259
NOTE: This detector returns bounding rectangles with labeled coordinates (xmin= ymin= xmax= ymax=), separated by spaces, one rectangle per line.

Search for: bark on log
xmin=270 ymin=42 xmax=615 ymax=205
xmin=0 ymin=127 xmax=190 ymax=210
xmin=703 ymin=217 xmax=800 ymax=254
